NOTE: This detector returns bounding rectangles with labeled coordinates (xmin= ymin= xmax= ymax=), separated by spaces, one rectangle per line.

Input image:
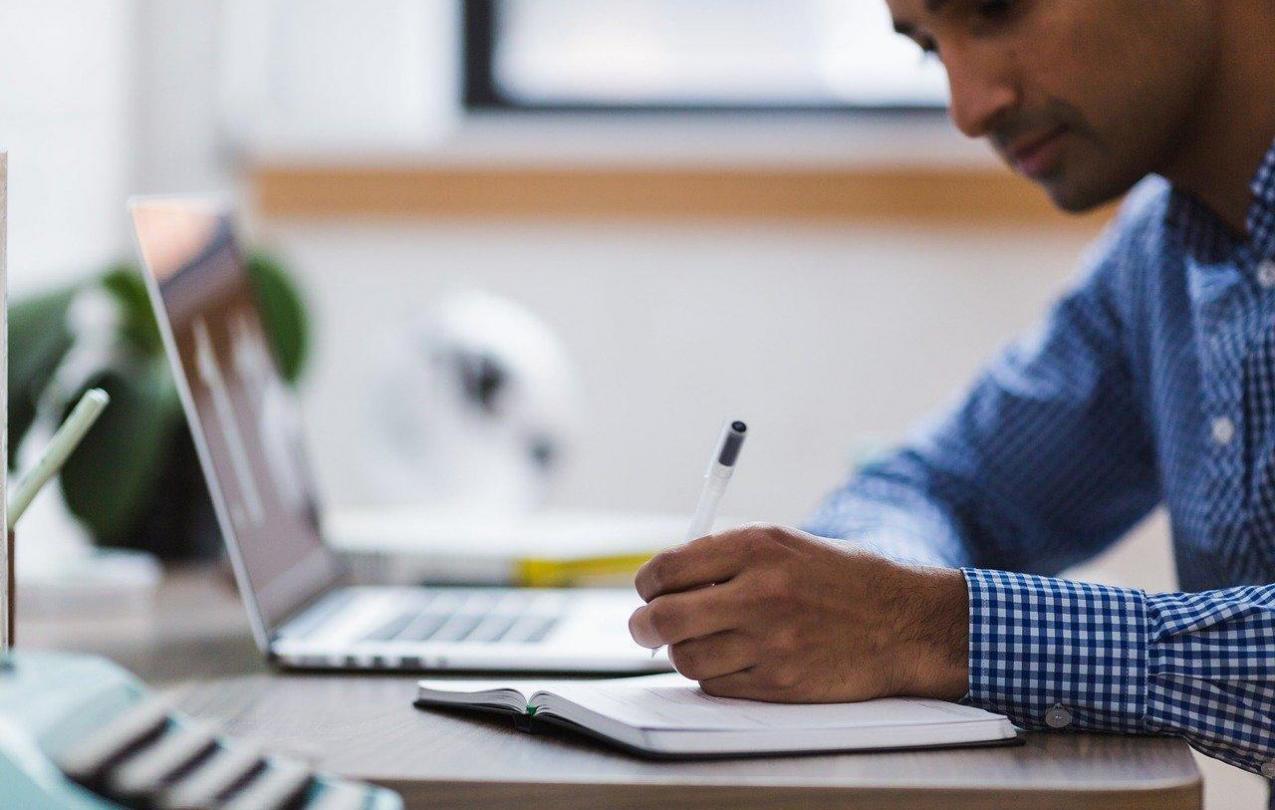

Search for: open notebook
xmin=416 ymin=672 xmax=1019 ymax=758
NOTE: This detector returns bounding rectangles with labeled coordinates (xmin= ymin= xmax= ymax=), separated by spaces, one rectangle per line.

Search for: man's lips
xmin=1005 ymin=126 xmax=1068 ymax=179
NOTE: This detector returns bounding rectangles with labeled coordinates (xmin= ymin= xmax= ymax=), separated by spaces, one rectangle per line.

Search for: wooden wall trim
xmin=250 ymin=164 xmax=1112 ymax=228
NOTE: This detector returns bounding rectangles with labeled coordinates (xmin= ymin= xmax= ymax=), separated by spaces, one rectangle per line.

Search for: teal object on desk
xmin=0 ymin=650 xmax=402 ymax=809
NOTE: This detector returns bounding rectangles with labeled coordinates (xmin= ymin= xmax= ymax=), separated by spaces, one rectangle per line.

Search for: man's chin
xmin=1039 ymin=175 xmax=1130 ymax=215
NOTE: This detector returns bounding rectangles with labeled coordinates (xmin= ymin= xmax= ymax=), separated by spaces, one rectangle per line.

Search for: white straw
xmin=7 ymin=388 xmax=111 ymax=532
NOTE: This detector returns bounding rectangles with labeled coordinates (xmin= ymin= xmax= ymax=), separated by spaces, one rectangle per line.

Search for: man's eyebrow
xmin=893 ymin=0 xmax=953 ymax=36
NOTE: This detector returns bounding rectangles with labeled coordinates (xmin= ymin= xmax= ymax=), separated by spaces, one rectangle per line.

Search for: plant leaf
xmin=7 ymin=287 xmax=76 ymax=466
xmin=247 ymin=251 xmax=309 ymax=383
xmin=58 ymin=360 xmax=182 ymax=543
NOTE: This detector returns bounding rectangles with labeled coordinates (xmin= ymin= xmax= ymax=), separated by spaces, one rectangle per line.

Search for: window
xmin=464 ymin=0 xmax=949 ymax=112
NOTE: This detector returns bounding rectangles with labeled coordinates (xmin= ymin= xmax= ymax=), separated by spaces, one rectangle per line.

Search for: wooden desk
xmin=25 ymin=567 xmax=1202 ymax=809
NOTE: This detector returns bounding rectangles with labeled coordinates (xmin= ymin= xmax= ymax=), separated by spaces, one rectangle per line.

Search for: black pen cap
xmin=717 ymin=421 xmax=747 ymax=466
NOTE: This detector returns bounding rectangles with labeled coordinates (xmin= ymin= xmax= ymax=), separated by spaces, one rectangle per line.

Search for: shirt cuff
xmin=961 ymin=568 xmax=1148 ymax=733
xmin=1142 ymin=590 xmax=1275 ymax=775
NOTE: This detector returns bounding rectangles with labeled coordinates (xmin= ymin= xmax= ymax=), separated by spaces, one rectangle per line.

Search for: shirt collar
xmin=1246 ymin=135 xmax=1275 ymax=255
xmin=1166 ymin=135 xmax=1275 ymax=262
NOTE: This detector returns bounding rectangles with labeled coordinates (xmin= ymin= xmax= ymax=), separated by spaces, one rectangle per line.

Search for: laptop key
xmin=363 ymin=610 xmax=417 ymax=642
xmin=468 ymin=614 xmax=519 ymax=643
xmin=501 ymin=614 xmax=551 ymax=643
xmin=432 ymin=613 xmax=485 ymax=643
xmin=523 ymin=616 xmax=560 ymax=644
xmin=397 ymin=612 xmax=449 ymax=641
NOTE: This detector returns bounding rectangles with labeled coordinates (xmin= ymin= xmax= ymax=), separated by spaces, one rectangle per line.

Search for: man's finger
xmin=667 ymin=630 xmax=756 ymax=681
xmin=628 ymin=580 xmax=750 ymax=648
xmin=695 ymin=668 xmax=767 ymax=700
xmin=635 ymin=526 xmax=768 ymax=601
xmin=696 ymin=668 xmax=798 ymax=702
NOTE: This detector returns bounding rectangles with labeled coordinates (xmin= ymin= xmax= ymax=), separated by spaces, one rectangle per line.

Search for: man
xmin=627 ymin=0 xmax=1275 ymax=789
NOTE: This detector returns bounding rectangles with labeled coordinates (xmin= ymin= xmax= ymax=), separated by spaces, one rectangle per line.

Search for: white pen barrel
xmin=685 ymin=473 xmax=729 ymax=541
xmin=655 ymin=420 xmax=746 ymax=656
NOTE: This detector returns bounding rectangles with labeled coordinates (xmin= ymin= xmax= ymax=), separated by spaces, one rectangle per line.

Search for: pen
xmin=653 ymin=419 xmax=748 ymax=657
xmin=684 ymin=420 xmax=747 ymax=542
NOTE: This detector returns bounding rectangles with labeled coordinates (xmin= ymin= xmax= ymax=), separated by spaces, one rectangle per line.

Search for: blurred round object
xmin=361 ymin=291 xmax=578 ymax=512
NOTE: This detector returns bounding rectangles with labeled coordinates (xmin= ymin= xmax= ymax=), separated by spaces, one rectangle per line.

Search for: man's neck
xmin=1159 ymin=4 xmax=1275 ymax=235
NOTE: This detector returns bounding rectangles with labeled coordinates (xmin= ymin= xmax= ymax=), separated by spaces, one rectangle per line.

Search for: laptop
xmin=129 ymin=196 xmax=671 ymax=674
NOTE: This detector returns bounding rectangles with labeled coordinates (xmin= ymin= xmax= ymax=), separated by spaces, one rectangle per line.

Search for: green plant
xmin=8 ymin=252 xmax=308 ymax=557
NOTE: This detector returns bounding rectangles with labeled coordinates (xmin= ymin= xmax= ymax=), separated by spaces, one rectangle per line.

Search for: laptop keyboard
xmin=360 ymin=590 xmax=562 ymax=645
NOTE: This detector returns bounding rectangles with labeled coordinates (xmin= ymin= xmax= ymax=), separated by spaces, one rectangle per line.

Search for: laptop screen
xmin=130 ymin=198 xmax=342 ymax=637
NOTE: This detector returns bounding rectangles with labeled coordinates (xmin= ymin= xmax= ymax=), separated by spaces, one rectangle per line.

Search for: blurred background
xmin=0 ymin=1 xmax=1261 ymax=805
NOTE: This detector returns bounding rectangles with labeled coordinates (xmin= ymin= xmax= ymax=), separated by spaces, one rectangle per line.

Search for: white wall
xmin=132 ymin=0 xmax=460 ymax=194
xmin=269 ymin=219 xmax=1078 ymax=517
xmin=132 ymin=0 xmax=234 ymax=195
xmin=0 ymin=0 xmax=136 ymax=295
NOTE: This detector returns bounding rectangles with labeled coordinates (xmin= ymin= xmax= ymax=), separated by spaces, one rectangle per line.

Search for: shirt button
xmin=1257 ymin=259 xmax=1275 ymax=288
xmin=1211 ymin=416 xmax=1236 ymax=446
xmin=1262 ymin=760 xmax=1275 ymax=779
xmin=1044 ymin=703 xmax=1073 ymax=729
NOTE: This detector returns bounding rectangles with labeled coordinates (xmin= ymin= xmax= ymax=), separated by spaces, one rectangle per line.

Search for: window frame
xmin=461 ymin=0 xmax=950 ymax=116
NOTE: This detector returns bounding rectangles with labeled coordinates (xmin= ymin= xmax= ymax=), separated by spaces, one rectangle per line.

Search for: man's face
xmin=885 ymin=0 xmax=1221 ymax=212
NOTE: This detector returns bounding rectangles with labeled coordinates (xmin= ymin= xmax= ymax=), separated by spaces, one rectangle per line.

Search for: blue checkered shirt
xmin=806 ymin=139 xmax=1275 ymax=785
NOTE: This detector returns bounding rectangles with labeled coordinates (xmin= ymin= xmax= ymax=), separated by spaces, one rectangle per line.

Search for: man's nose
xmin=944 ymin=51 xmax=1018 ymax=139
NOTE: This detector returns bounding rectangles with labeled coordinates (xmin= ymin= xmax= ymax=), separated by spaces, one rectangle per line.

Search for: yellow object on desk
xmin=514 ymin=552 xmax=655 ymax=588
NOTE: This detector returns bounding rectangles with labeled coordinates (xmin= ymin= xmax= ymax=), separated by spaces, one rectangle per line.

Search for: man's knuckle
xmin=757 ymin=667 xmax=783 ymax=690
xmin=669 ymin=644 xmax=703 ymax=679
xmin=764 ymin=664 xmax=801 ymax=691
xmin=753 ymin=569 xmax=789 ymax=603
xmin=743 ymin=578 xmax=771 ymax=608
xmin=637 ymin=556 xmax=668 ymax=598
xmin=738 ymin=526 xmax=770 ymax=552
xmin=770 ymin=627 xmax=800 ymax=656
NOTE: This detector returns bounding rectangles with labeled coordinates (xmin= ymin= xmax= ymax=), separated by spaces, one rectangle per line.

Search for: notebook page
xmin=535 ymin=673 xmax=1006 ymax=731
